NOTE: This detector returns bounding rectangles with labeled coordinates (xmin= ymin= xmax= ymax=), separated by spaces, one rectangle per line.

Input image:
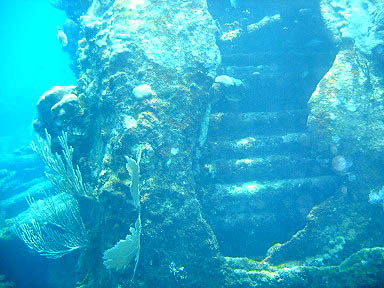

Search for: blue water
xmin=0 ymin=4 xmax=76 ymax=287
xmin=0 ymin=0 xmax=76 ymax=154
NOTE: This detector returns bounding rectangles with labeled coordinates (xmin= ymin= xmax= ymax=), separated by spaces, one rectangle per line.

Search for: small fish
xmin=230 ymin=0 xmax=238 ymax=8
xmin=305 ymin=39 xmax=325 ymax=48
xmin=299 ymin=8 xmax=311 ymax=15
xmin=57 ymin=26 xmax=68 ymax=48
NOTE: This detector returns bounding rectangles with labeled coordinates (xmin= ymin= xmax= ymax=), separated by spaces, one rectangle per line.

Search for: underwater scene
xmin=1 ymin=0 xmax=384 ymax=287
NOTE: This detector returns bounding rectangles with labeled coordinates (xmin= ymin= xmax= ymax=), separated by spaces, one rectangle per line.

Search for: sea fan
xmin=103 ymin=153 xmax=142 ymax=282
xmin=103 ymin=217 xmax=141 ymax=271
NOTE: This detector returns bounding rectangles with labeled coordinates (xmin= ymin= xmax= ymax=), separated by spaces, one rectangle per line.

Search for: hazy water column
xmin=0 ymin=0 xmax=76 ymax=154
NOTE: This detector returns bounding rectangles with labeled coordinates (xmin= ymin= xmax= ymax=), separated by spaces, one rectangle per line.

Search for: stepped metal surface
xmin=202 ymin=155 xmax=332 ymax=183
xmin=208 ymin=110 xmax=308 ymax=138
xmin=205 ymin=176 xmax=338 ymax=216
xmin=203 ymin=132 xmax=310 ymax=160
xmin=200 ymin=174 xmax=339 ymax=259
xmin=198 ymin=90 xmax=339 ymax=258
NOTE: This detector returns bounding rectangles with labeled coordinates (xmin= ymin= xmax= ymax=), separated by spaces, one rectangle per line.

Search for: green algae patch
xmin=221 ymin=247 xmax=384 ymax=288
xmin=337 ymin=247 xmax=384 ymax=286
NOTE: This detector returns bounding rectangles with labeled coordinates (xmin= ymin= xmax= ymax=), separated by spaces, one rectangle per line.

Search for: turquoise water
xmin=0 ymin=0 xmax=75 ymax=154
